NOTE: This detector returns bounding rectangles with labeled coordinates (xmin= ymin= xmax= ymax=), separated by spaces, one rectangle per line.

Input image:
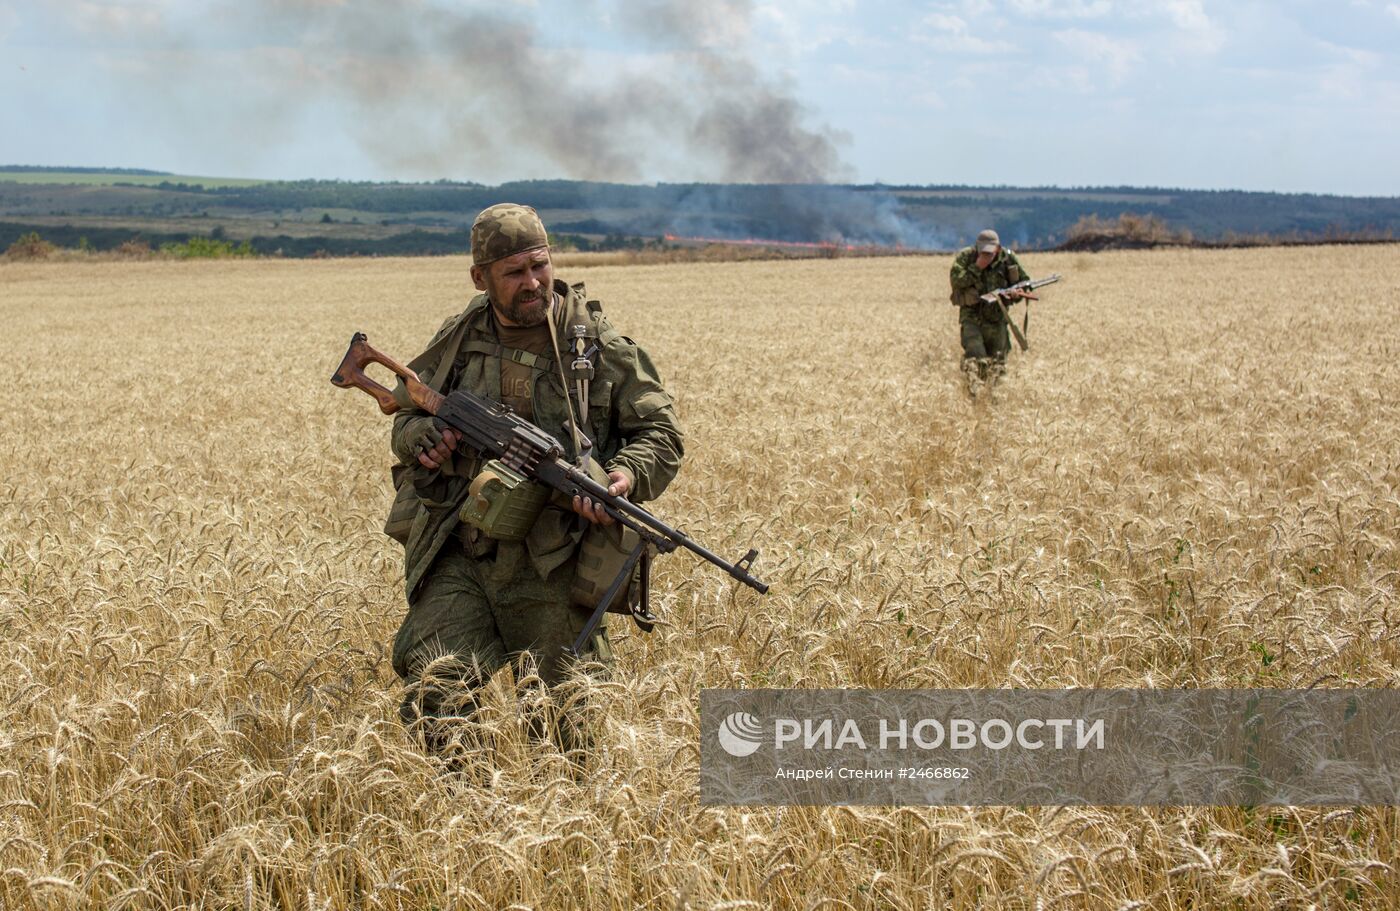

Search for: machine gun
xmin=979 ymin=274 xmax=1062 ymax=352
xmin=331 ymin=333 xmax=770 ymax=656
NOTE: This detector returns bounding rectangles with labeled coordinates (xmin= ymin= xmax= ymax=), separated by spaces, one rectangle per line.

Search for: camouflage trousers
xmin=391 ymin=537 xmax=613 ymax=759
xmin=959 ymin=315 xmax=1009 ymax=395
xmin=959 ymin=314 xmax=1011 ymax=364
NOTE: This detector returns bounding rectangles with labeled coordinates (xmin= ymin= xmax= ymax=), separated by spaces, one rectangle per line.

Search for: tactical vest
xmin=433 ymin=282 xmax=621 ymax=462
xmin=952 ymin=251 xmax=1022 ymax=320
xmin=383 ymin=282 xmax=620 ymax=547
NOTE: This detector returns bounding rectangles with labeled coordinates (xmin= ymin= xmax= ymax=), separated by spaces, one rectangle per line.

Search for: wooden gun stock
xmin=330 ymin=332 xmax=444 ymax=415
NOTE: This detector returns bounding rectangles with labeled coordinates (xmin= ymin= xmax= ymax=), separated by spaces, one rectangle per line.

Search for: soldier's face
xmin=473 ymin=247 xmax=553 ymax=326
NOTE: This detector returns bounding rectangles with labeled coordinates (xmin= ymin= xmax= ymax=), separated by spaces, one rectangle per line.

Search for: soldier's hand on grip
xmin=573 ymin=471 xmax=630 ymax=526
xmin=404 ymin=418 xmax=460 ymax=470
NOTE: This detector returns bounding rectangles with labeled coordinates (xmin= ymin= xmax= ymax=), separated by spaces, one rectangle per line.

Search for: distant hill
xmin=0 ymin=167 xmax=269 ymax=189
xmin=2 ymin=170 xmax=1396 ymax=257
xmin=0 ymin=165 xmax=173 ymax=175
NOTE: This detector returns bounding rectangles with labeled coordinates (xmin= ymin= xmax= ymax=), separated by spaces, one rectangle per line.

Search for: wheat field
xmin=3 ymin=246 xmax=1399 ymax=909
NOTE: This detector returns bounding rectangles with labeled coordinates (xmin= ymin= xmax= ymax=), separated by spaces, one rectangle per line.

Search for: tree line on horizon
xmin=2 ymin=172 xmax=1398 ymax=255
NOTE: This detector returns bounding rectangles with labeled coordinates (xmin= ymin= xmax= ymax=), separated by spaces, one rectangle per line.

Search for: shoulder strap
xmin=548 ymin=297 xmax=587 ymax=463
xmin=459 ymin=338 xmax=554 ymax=371
xmin=399 ymin=304 xmax=476 ymax=400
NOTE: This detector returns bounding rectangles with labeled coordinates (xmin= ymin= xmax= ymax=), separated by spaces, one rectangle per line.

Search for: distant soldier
xmin=386 ymin=203 xmax=684 ymax=760
xmin=949 ymin=228 xmax=1033 ymax=395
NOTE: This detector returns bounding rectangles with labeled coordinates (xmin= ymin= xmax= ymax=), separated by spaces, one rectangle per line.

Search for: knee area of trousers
xmin=398 ymin=654 xmax=489 ymax=719
xmin=398 ymin=676 xmax=483 ymax=727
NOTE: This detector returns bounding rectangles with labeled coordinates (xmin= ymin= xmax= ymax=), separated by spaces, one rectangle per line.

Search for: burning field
xmin=2 ymin=246 xmax=1399 ymax=908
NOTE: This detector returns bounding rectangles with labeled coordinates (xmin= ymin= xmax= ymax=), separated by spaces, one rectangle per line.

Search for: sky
xmin=2 ymin=0 xmax=1399 ymax=195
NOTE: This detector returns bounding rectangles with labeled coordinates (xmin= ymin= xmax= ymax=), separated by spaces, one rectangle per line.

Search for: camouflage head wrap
xmin=471 ymin=203 xmax=549 ymax=266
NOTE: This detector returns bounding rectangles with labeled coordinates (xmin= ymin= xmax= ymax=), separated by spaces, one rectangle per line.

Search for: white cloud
xmin=922 ymin=34 xmax=1017 ymax=54
xmin=1008 ymin=0 xmax=1111 ymax=18
xmin=1152 ymin=0 xmax=1225 ymax=54
xmin=0 ymin=7 xmax=18 ymax=43
xmin=828 ymin=62 xmax=886 ymax=85
xmin=755 ymin=5 xmax=837 ymax=55
xmin=1387 ymin=3 xmax=1400 ymax=20
xmin=916 ymin=10 xmax=1016 ymax=53
xmin=1053 ymin=28 xmax=1142 ymax=83
xmin=923 ymin=12 xmax=968 ymax=33
xmin=1160 ymin=0 xmax=1211 ymax=31
xmin=69 ymin=1 xmax=165 ymax=36
xmin=1306 ymin=39 xmax=1388 ymax=101
xmin=913 ymin=89 xmax=946 ymax=108
xmin=754 ymin=0 xmax=869 ymax=57
xmin=997 ymin=1 xmax=1228 ymax=56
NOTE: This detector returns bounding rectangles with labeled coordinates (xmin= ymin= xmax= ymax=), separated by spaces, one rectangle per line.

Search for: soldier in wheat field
xmin=383 ymin=204 xmax=684 ymax=761
xmin=948 ymin=228 xmax=1035 ymax=397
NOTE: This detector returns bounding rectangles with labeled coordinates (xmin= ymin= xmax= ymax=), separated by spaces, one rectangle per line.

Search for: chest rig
xmin=965 ymin=254 xmax=1022 ymax=322
xmin=980 ymin=251 xmax=1019 ymax=289
xmin=444 ymin=284 xmax=605 ymax=454
xmin=452 ymin=283 xmax=609 ymax=542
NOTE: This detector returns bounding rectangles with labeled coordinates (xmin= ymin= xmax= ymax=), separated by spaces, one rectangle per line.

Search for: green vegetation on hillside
xmin=0 ymin=167 xmax=271 ymax=188
xmin=2 ymin=170 xmax=1396 ymax=257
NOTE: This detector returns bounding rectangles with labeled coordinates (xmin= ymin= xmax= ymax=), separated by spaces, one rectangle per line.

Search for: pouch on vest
xmin=384 ymin=463 xmax=419 ymax=545
xmin=566 ymin=458 xmax=654 ymax=627
xmin=951 ymin=286 xmax=980 ymax=308
xmin=570 ymin=520 xmax=653 ymax=622
xmin=458 ymin=460 xmax=550 ymax=542
xmin=1007 ymin=263 xmax=1021 ymax=283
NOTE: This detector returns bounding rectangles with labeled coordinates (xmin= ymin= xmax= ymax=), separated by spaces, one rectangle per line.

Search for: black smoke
xmin=215 ymin=0 xmax=850 ymax=185
xmin=113 ymin=0 xmax=947 ymax=246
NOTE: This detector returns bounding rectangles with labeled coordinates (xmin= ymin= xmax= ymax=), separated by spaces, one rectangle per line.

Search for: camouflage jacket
xmin=949 ymin=246 xmax=1031 ymax=324
xmin=387 ymin=279 xmax=684 ymax=597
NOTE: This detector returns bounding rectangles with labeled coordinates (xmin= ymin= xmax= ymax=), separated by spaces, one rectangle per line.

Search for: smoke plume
xmin=89 ymin=0 xmax=950 ymax=246
xmin=209 ymin=0 xmax=852 ymax=185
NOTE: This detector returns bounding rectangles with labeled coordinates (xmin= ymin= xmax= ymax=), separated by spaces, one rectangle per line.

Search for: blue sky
xmin=2 ymin=0 xmax=1398 ymax=194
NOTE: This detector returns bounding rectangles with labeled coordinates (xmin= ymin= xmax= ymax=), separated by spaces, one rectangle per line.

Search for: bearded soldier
xmin=385 ymin=203 xmax=684 ymax=758
xmin=949 ymin=228 xmax=1033 ymax=395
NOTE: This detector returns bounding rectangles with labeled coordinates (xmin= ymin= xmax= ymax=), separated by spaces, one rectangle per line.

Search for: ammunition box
xmin=458 ymin=459 xmax=549 ymax=542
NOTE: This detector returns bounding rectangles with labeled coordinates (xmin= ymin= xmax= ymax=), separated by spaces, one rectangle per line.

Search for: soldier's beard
xmin=491 ymin=285 xmax=550 ymax=327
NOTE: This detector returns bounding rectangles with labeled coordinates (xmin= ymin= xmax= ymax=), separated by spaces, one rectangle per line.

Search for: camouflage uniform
xmin=949 ymin=245 xmax=1030 ymax=385
xmin=385 ymin=207 xmax=683 ymax=755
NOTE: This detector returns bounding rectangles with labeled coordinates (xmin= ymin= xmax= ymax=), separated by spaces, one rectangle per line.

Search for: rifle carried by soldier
xmin=332 ymin=333 xmax=770 ymax=657
xmin=978 ymin=274 xmax=1062 ymax=352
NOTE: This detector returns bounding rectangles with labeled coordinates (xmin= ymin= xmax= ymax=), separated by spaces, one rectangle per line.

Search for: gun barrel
xmin=567 ymin=468 xmax=770 ymax=594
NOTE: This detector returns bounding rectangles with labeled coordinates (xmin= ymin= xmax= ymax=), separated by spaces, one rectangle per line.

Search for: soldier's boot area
xmin=398 ymin=654 xmax=603 ymax=773
xmin=961 ymin=356 xmax=984 ymax=398
xmin=983 ymin=359 xmax=1008 ymax=402
xmin=398 ymin=655 xmax=493 ymax=767
xmin=510 ymin=650 xmax=608 ymax=765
